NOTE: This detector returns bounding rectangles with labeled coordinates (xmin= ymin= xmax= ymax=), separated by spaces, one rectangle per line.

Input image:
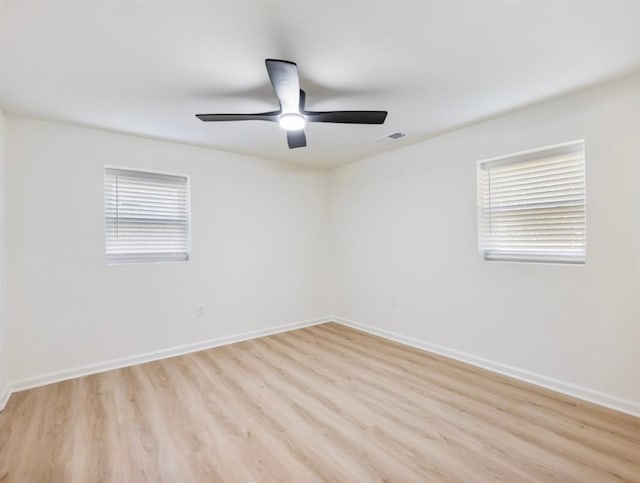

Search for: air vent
xmin=374 ymin=131 xmax=407 ymax=144
xmin=387 ymin=131 xmax=406 ymax=140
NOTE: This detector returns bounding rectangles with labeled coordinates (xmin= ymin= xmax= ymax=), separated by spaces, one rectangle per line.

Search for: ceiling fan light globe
xmin=279 ymin=113 xmax=306 ymax=131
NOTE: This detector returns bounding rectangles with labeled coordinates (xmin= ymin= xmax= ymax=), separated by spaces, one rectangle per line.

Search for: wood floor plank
xmin=1 ymin=322 xmax=638 ymax=482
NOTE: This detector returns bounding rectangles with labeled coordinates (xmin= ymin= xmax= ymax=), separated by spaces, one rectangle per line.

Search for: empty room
xmin=0 ymin=0 xmax=639 ymax=481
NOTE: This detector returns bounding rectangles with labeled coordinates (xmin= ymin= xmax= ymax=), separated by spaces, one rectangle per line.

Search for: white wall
xmin=330 ymin=74 xmax=640 ymax=414
xmin=0 ymin=109 xmax=8 ymax=404
xmin=6 ymin=118 xmax=331 ymax=384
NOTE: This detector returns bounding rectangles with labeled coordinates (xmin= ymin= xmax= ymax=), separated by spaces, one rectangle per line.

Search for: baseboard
xmin=0 ymin=383 xmax=10 ymax=411
xmin=332 ymin=316 xmax=640 ymax=418
xmin=2 ymin=315 xmax=332 ymax=409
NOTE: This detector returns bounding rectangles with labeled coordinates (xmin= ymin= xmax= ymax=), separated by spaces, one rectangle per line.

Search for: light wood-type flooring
xmin=1 ymin=322 xmax=639 ymax=482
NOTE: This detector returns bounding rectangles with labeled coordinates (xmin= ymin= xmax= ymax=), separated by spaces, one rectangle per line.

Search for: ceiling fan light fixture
xmin=279 ymin=113 xmax=306 ymax=131
xmin=196 ymin=59 xmax=387 ymax=149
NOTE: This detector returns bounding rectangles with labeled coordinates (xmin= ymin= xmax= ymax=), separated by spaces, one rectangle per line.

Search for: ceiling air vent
xmin=387 ymin=131 xmax=406 ymax=140
xmin=374 ymin=131 xmax=407 ymax=144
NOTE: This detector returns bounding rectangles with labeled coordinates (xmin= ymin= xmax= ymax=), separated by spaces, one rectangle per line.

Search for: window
xmin=477 ymin=141 xmax=585 ymax=264
xmin=104 ymin=167 xmax=190 ymax=264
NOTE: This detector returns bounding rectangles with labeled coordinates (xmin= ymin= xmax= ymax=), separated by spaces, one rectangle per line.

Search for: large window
xmin=477 ymin=141 xmax=585 ymax=264
xmin=104 ymin=167 xmax=190 ymax=264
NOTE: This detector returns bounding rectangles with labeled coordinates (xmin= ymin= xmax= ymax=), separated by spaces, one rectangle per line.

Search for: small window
xmin=104 ymin=167 xmax=190 ymax=264
xmin=477 ymin=141 xmax=585 ymax=264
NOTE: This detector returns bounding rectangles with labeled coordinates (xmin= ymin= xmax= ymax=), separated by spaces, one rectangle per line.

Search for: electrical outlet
xmin=390 ymin=295 xmax=398 ymax=307
xmin=197 ymin=304 xmax=206 ymax=317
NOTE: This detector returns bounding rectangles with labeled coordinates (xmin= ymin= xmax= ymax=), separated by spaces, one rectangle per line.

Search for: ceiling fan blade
xmin=304 ymin=110 xmax=388 ymax=124
xmin=265 ymin=59 xmax=300 ymax=114
xmin=196 ymin=111 xmax=280 ymax=122
xmin=299 ymin=89 xmax=306 ymax=110
xmin=287 ymin=130 xmax=307 ymax=149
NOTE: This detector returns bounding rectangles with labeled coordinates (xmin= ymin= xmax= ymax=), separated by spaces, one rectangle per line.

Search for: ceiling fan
xmin=196 ymin=59 xmax=388 ymax=149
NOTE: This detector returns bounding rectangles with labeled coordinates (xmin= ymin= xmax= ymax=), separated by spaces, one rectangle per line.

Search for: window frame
xmin=104 ymin=166 xmax=192 ymax=265
xmin=476 ymin=140 xmax=586 ymax=265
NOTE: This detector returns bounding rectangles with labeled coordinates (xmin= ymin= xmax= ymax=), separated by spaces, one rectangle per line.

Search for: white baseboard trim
xmin=1 ymin=315 xmax=332 ymax=411
xmin=0 ymin=383 xmax=10 ymax=411
xmin=332 ymin=316 xmax=640 ymax=418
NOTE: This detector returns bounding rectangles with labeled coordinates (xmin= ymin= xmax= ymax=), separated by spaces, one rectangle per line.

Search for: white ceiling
xmin=1 ymin=0 xmax=639 ymax=168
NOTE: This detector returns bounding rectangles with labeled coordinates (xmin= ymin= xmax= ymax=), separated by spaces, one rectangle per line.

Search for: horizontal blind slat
xmin=485 ymin=166 xmax=584 ymax=186
xmin=482 ymin=152 xmax=583 ymax=173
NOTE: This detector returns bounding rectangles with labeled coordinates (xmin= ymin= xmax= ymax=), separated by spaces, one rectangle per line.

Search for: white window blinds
xmin=477 ymin=141 xmax=585 ymax=264
xmin=104 ymin=167 xmax=190 ymax=264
